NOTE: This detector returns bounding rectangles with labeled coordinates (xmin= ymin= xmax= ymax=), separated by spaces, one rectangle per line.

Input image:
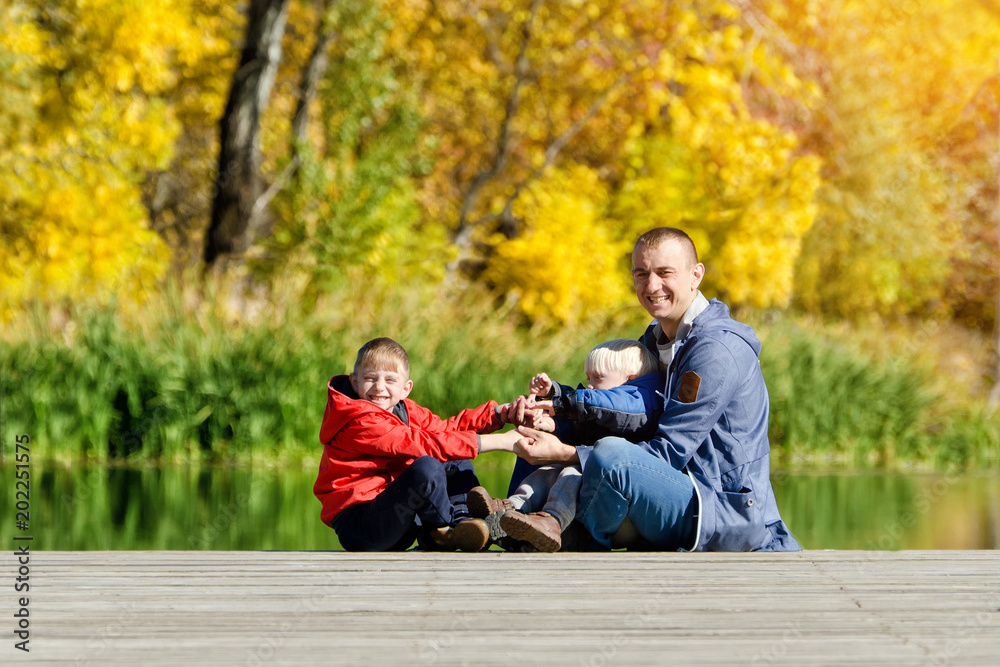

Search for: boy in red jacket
xmin=314 ymin=337 xmax=523 ymax=552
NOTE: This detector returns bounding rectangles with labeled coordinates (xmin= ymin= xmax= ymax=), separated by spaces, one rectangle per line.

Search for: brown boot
xmin=428 ymin=519 xmax=490 ymax=553
xmin=466 ymin=486 xmax=514 ymax=518
xmin=499 ymin=511 xmax=562 ymax=553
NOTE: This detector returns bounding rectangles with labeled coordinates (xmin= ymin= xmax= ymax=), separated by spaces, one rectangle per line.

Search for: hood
xmin=319 ymin=374 xmax=408 ymax=445
xmin=692 ymin=299 xmax=761 ymax=357
xmin=330 ymin=374 xmax=358 ymax=399
xmin=641 ymin=298 xmax=761 ymax=358
xmin=629 ymin=370 xmax=666 ymax=393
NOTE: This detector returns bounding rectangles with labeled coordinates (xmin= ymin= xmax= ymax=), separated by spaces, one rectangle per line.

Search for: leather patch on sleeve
xmin=677 ymin=371 xmax=702 ymax=404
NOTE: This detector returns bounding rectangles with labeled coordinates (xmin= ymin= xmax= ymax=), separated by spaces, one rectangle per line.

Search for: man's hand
xmin=514 ymin=426 xmax=579 ymax=466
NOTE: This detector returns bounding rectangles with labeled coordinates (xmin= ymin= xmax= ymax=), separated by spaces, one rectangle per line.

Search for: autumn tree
xmin=204 ymin=0 xmax=292 ymax=269
xmin=765 ymin=0 xmax=1000 ymax=321
xmin=253 ymin=0 xmax=438 ymax=299
xmin=393 ymin=0 xmax=821 ymax=322
xmin=0 ymin=1 xmax=225 ymax=315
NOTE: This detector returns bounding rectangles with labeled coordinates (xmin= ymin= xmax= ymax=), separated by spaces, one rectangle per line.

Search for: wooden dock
xmin=12 ymin=550 xmax=1000 ymax=664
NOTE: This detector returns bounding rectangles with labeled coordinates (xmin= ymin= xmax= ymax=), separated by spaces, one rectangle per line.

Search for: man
xmin=514 ymin=227 xmax=800 ymax=551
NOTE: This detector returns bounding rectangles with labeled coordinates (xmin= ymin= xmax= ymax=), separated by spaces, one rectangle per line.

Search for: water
xmin=2 ymin=462 xmax=998 ymax=550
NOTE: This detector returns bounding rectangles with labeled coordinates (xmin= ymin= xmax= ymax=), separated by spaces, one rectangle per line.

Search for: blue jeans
xmin=332 ymin=457 xmax=478 ymax=551
xmin=577 ymin=438 xmax=697 ymax=550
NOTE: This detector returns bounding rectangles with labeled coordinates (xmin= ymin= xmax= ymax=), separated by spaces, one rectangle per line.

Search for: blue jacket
xmin=549 ymin=372 xmax=665 ymax=446
xmin=642 ymin=299 xmax=799 ymax=552
xmin=575 ymin=299 xmax=799 ymax=552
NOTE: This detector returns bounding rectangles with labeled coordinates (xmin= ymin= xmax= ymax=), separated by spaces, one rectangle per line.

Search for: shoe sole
xmin=481 ymin=509 xmax=510 ymax=542
xmin=499 ymin=512 xmax=561 ymax=553
xmin=467 ymin=487 xmax=502 ymax=518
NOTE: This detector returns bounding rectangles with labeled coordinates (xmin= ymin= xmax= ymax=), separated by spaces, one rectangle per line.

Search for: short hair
xmin=635 ymin=227 xmax=699 ymax=267
xmin=585 ymin=339 xmax=660 ymax=379
xmin=353 ymin=337 xmax=409 ymax=376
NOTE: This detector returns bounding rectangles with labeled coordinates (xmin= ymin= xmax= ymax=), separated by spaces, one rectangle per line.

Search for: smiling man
xmin=514 ymin=227 xmax=800 ymax=552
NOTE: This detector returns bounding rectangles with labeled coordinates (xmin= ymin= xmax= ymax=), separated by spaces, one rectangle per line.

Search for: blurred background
xmin=1 ymin=0 xmax=998 ymax=550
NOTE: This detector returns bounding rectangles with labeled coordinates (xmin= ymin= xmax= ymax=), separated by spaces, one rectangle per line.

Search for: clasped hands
xmin=496 ymin=393 xmax=554 ymax=430
xmin=495 ymin=372 xmax=578 ymax=466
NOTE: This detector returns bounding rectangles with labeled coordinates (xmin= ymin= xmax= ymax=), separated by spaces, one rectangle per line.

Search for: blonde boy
xmin=469 ymin=339 xmax=663 ymax=552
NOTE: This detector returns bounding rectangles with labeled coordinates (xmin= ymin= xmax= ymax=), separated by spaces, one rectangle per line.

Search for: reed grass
xmin=760 ymin=320 xmax=999 ymax=469
xmin=1 ymin=285 xmax=997 ymax=471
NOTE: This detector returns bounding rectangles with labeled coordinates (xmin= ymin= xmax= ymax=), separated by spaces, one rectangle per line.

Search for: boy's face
xmin=350 ymin=365 xmax=413 ymax=411
xmin=585 ymin=369 xmax=634 ymax=390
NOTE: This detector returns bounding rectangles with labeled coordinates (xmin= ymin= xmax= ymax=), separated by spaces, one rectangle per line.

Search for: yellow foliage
xmin=768 ymin=0 xmax=1000 ymax=319
xmin=482 ymin=166 xmax=633 ymax=324
xmin=611 ymin=127 xmax=821 ymax=309
xmin=0 ymin=0 xmax=238 ymax=315
xmin=0 ymin=164 xmax=169 ymax=310
xmin=391 ymin=0 xmax=821 ymax=315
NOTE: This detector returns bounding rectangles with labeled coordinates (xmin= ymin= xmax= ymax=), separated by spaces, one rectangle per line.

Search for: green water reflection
xmin=2 ymin=463 xmax=998 ymax=550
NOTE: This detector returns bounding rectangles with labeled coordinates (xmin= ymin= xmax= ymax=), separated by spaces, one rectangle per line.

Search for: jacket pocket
xmin=706 ymin=488 xmax=768 ymax=551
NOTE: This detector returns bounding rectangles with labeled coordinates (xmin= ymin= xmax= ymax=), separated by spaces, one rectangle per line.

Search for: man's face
xmin=350 ymin=365 xmax=413 ymax=411
xmin=632 ymin=239 xmax=705 ymax=335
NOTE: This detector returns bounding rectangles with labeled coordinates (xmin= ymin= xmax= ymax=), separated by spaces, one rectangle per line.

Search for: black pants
xmin=332 ymin=457 xmax=480 ymax=551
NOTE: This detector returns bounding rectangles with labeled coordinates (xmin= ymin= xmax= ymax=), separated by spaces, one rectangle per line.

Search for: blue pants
xmin=577 ymin=438 xmax=697 ymax=550
xmin=332 ymin=457 xmax=479 ymax=551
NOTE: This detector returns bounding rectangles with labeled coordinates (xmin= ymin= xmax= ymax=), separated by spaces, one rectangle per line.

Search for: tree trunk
xmin=255 ymin=0 xmax=336 ymax=215
xmin=204 ymin=0 xmax=291 ymax=268
xmin=292 ymin=1 xmax=335 ymax=164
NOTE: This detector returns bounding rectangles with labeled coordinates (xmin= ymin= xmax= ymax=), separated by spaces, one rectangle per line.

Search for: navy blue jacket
xmin=548 ymin=372 xmax=664 ymax=446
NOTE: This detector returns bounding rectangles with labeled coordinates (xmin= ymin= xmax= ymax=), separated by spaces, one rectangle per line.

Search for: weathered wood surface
xmin=10 ymin=550 xmax=1000 ymax=665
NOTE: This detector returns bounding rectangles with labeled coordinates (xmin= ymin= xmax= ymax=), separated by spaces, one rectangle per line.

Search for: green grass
xmin=761 ymin=320 xmax=1000 ymax=470
xmin=1 ymin=288 xmax=997 ymax=471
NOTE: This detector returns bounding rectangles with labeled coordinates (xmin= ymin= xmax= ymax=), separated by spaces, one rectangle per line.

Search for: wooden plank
xmin=7 ymin=551 xmax=999 ymax=664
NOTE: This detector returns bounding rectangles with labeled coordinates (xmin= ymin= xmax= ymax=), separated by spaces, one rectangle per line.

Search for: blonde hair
xmin=353 ymin=337 xmax=410 ymax=376
xmin=585 ymin=339 xmax=659 ymax=378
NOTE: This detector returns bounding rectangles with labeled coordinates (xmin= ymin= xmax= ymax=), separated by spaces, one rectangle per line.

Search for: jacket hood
xmin=320 ymin=374 xmax=408 ymax=445
xmin=330 ymin=374 xmax=357 ymax=398
xmin=642 ymin=298 xmax=761 ymax=358
xmin=694 ymin=299 xmax=761 ymax=356
xmin=629 ymin=370 xmax=666 ymax=393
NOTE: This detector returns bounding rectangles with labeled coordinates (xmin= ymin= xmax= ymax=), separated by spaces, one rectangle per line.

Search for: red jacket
xmin=313 ymin=375 xmax=503 ymax=525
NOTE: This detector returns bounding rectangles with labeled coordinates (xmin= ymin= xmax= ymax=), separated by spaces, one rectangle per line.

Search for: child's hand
xmin=529 ymin=373 xmax=553 ymax=398
xmin=529 ymin=399 xmax=555 ymax=415
xmin=497 ymin=397 xmax=544 ymax=425
xmin=496 ymin=402 xmax=518 ymax=425
xmin=529 ymin=410 xmax=556 ymax=433
xmin=502 ymin=395 xmax=537 ymax=426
